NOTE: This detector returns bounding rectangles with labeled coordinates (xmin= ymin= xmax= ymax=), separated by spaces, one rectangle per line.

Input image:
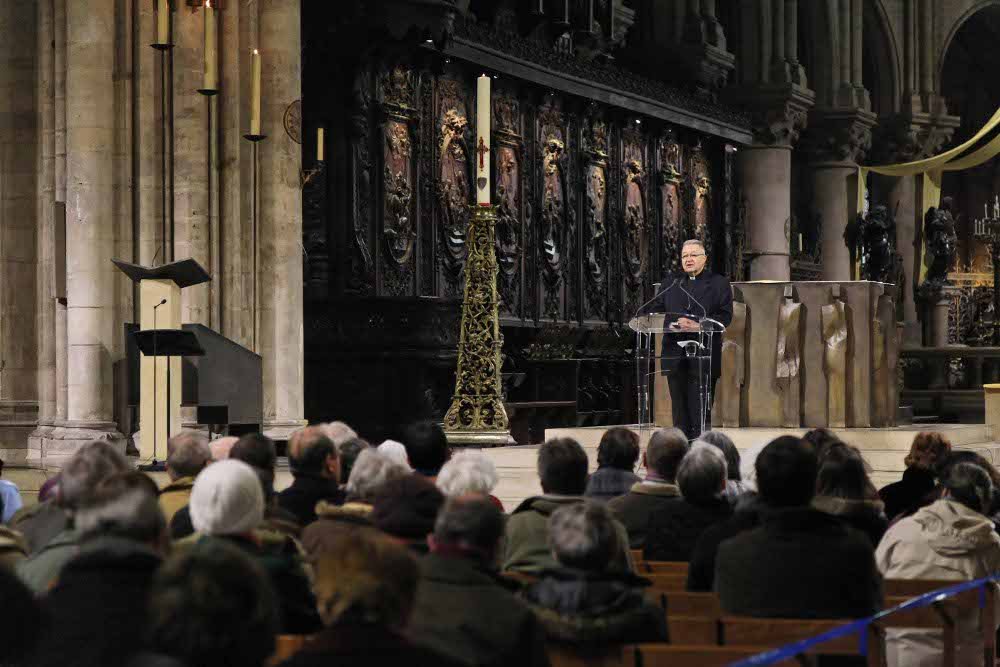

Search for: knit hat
xmin=372 ymin=474 xmax=444 ymax=540
xmin=189 ymin=459 xmax=264 ymax=536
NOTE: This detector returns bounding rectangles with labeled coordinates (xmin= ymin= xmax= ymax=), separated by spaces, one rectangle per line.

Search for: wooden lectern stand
xmin=112 ymin=259 xmax=211 ymax=465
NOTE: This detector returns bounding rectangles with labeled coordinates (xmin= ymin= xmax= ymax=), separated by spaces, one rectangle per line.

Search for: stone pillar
xmin=871 ymin=172 xmax=919 ymax=343
xmin=54 ymin=0 xmax=68 ymax=426
xmin=258 ymin=0 xmax=306 ymax=440
xmin=51 ymin=0 xmax=125 ymax=456
xmin=135 ymin=0 xmax=163 ymax=268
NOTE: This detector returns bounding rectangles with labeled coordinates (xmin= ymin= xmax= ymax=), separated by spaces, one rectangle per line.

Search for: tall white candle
xmin=476 ymin=74 xmax=491 ymax=207
xmin=317 ymin=127 xmax=325 ymax=162
xmin=156 ymin=0 xmax=170 ymax=46
xmin=202 ymin=1 xmax=217 ymax=91
xmin=250 ymin=49 xmax=262 ymax=135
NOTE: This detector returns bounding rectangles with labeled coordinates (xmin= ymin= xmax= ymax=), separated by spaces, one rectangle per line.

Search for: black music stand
xmin=132 ymin=329 xmax=206 ymax=471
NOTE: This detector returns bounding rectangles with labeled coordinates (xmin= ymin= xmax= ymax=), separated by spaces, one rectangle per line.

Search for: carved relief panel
xmin=347 ymin=67 xmax=375 ymax=296
xmin=495 ymin=92 xmax=523 ymax=318
xmin=435 ymin=78 xmax=471 ymax=297
xmin=538 ymin=98 xmax=568 ymax=321
xmin=658 ymin=129 xmax=683 ymax=278
xmin=621 ymin=123 xmax=649 ymax=316
xmin=688 ymin=140 xmax=712 ymax=255
xmin=379 ymin=65 xmax=417 ymax=296
xmin=583 ymin=109 xmax=609 ymax=321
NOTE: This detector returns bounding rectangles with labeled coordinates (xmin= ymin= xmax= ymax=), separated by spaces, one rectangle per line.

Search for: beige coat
xmin=875 ymin=498 xmax=1000 ymax=667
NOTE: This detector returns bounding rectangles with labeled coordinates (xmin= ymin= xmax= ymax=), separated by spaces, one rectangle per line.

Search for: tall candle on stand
xmin=202 ymin=1 xmax=217 ymax=91
xmin=250 ymin=49 xmax=262 ymax=136
xmin=476 ymin=74 xmax=491 ymax=207
xmin=156 ymin=0 xmax=170 ymax=46
xmin=317 ymin=127 xmax=325 ymax=162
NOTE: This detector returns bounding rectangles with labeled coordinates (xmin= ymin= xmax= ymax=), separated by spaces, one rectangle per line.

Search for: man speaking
xmin=660 ymin=239 xmax=733 ymax=440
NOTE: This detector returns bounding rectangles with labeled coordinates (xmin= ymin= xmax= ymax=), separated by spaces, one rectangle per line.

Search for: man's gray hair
xmin=436 ymin=450 xmax=499 ymax=497
xmin=167 ymin=430 xmax=212 ymax=479
xmin=433 ymin=496 xmax=504 ymax=555
xmin=677 ymin=442 xmax=727 ymax=503
xmin=320 ymin=421 xmax=359 ymax=448
xmin=548 ymin=501 xmax=620 ymax=572
xmin=59 ymin=441 xmax=131 ymax=509
xmin=75 ymin=485 xmax=165 ymax=543
xmin=681 ymin=239 xmax=705 ymax=252
xmin=345 ymin=449 xmax=410 ymax=503
xmin=645 ymin=427 xmax=689 ymax=481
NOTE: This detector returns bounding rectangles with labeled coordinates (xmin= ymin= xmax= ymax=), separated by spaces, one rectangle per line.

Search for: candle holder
xmin=301 ymin=161 xmax=325 ymax=188
xmin=243 ymin=134 xmax=267 ymax=142
xmin=974 ymin=213 xmax=1000 ymax=344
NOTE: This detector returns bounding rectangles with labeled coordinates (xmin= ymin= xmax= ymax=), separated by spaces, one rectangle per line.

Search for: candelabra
xmin=973 ymin=197 xmax=1000 ymax=344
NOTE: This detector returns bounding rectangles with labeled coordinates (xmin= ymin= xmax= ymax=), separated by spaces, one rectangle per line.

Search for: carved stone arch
xmin=798 ymin=0 xmax=838 ymax=108
xmin=938 ymin=0 xmax=1000 ymax=93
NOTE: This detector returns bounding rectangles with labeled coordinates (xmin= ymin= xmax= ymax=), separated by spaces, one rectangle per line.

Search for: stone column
xmin=54 ymin=0 xmax=68 ymax=426
xmin=258 ymin=0 xmax=305 ymax=440
xmin=51 ymin=0 xmax=125 ymax=456
xmin=135 ymin=0 xmax=163 ymax=268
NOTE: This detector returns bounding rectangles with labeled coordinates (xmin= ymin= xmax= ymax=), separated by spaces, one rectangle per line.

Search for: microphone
xmin=676 ymin=281 xmax=707 ymax=320
xmin=153 ymin=298 xmax=167 ymax=309
xmin=632 ymin=277 xmax=678 ymax=321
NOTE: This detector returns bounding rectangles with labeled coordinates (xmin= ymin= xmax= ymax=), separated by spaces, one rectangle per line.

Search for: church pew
xmin=635 ymin=560 xmax=689 ymax=575
xmin=643 ymin=572 xmax=688 ymax=596
xmin=660 ymin=590 xmax=722 ymax=617
xmin=546 ymin=644 xmax=623 ymax=667
xmin=267 ymin=635 xmax=310 ymax=667
xmin=621 ymin=644 xmax=800 ymax=667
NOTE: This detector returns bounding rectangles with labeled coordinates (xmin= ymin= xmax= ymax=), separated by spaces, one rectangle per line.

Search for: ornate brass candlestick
xmin=443 ymin=205 xmax=512 ymax=446
xmin=974 ymin=212 xmax=1000 ymax=344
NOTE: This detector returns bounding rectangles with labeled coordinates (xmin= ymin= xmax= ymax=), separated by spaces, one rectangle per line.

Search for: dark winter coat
xmin=643 ymin=496 xmax=732 ymax=562
xmin=276 ymin=620 xmax=465 ymax=667
xmin=812 ymin=496 xmax=889 ymax=548
xmin=879 ymin=466 xmax=937 ymax=522
xmin=584 ymin=468 xmax=642 ymax=503
xmin=715 ymin=507 xmax=882 ymax=619
xmin=520 ymin=568 xmax=667 ymax=645
xmin=300 ymin=501 xmax=375 ymax=561
xmin=408 ymin=553 xmax=550 ymax=667
xmin=659 ymin=269 xmax=734 ymax=377
xmin=277 ymin=473 xmax=346 ymax=525
xmin=686 ymin=498 xmax=764 ymax=592
xmin=607 ymin=481 xmax=682 ymax=549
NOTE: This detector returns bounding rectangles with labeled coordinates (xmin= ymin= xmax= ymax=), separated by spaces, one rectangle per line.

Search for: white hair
xmin=377 ymin=440 xmax=412 ymax=471
xmin=320 ymin=421 xmax=359 ymax=447
xmin=436 ymin=450 xmax=499 ymax=497
xmin=345 ymin=449 xmax=410 ymax=503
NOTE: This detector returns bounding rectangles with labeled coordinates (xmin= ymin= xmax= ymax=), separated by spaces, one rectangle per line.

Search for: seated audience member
xmin=521 ymin=502 xmax=667 ymax=645
xmin=320 ymin=420 xmax=358 ymax=447
xmin=584 ymin=427 xmax=641 ymax=502
xmin=130 ymin=540 xmax=279 ymax=667
xmin=372 ymin=474 xmax=445 ymax=554
xmin=302 ymin=449 xmax=409 ymax=561
xmin=185 ymin=459 xmax=320 ymax=633
xmin=209 ymin=435 xmax=237 ymax=461
xmin=338 ymin=436 xmax=371 ymax=489
xmin=0 ymin=523 xmax=27 ymax=569
xmin=17 ymin=440 xmax=131 ymax=592
xmin=0 ymin=459 xmax=24 ymax=522
xmin=876 ymin=462 xmax=1000 ymax=667
xmin=32 ymin=472 xmax=167 ymax=667
xmin=158 ymin=430 xmax=212 ymax=525
xmin=715 ymin=435 xmax=881 ymax=618
xmin=377 ymin=440 xmax=412 ymax=471
xmin=644 ymin=443 xmax=733 ymax=561
xmin=608 ymin=428 xmax=688 ymax=548
xmin=813 ymin=444 xmax=887 ymax=547
xmin=503 ymin=438 xmax=631 ymax=575
xmin=0 ymin=566 xmax=44 ymax=665
xmin=878 ymin=431 xmax=951 ymax=521
xmin=401 ymin=420 xmax=451 ymax=481
xmin=937 ymin=451 xmax=1000 ymax=526
xmin=409 ymin=497 xmax=550 ymax=667
xmin=277 ymin=531 xmax=464 ymax=667
xmin=436 ymin=449 xmax=504 ymax=511
xmin=278 ymin=426 xmax=345 ymax=525
xmin=699 ymin=430 xmax=747 ymax=500
xmin=802 ymin=427 xmax=844 ymax=460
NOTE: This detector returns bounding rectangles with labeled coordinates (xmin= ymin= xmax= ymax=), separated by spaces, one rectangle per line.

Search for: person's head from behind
xmin=345 ymin=449 xmax=410 ymax=504
xmin=320 ymin=421 xmax=358 ymax=447
xmin=816 ymin=444 xmax=876 ymax=501
xmin=941 ymin=462 xmax=995 ymax=515
xmin=429 ymin=495 xmax=504 ymax=565
xmin=58 ymin=440 xmax=130 ymax=510
xmin=802 ymin=428 xmax=843 ymax=462
xmin=938 ymin=451 xmax=1000 ymax=511
xmin=288 ymin=426 xmax=340 ymax=482
xmin=230 ymin=433 xmax=278 ymax=499
xmin=436 ymin=450 xmax=499 ymax=498
xmin=596 ymin=427 xmax=640 ymax=472
xmin=538 ymin=438 xmax=589 ymax=496
xmin=209 ymin=435 xmax=238 ymax=461
xmin=401 ymin=421 xmax=451 ymax=478
xmin=146 ymin=540 xmax=278 ymax=667
xmin=678 ymin=443 xmax=727 ymax=503
xmin=698 ymin=431 xmax=741 ymax=482
xmin=166 ymin=430 xmax=212 ymax=482
xmin=312 ymin=531 xmax=418 ymax=630
xmin=189 ymin=459 xmax=265 ymax=537
xmin=905 ymin=431 xmax=953 ymax=473
xmin=548 ymin=501 xmax=620 ymax=573
xmin=377 ymin=440 xmax=412 ymax=470
xmin=75 ymin=472 xmax=167 ymax=552
xmin=644 ymin=428 xmax=689 ymax=483
xmin=338 ymin=437 xmax=371 ymax=484
xmin=755 ymin=436 xmax=818 ymax=507
xmin=372 ymin=474 xmax=445 ymax=543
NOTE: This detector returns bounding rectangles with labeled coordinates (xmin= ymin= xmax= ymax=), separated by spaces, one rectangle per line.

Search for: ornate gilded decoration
xmin=494 ymin=94 xmax=520 ymax=136
xmin=689 ymin=141 xmax=711 ymax=245
xmin=383 ymin=120 xmax=415 ymax=266
xmin=539 ymin=102 xmax=567 ymax=320
xmin=496 ymin=146 xmax=521 ymax=278
xmin=437 ymin=98 xmax=471 ymax=292
xmin=622 ymin=129 xmax=648 ymax=303
xmin=381 ymin=65 xmax=415 ymax=110
xmin=444 ymin=206 xmax=511 ymax=445
xmin=659 ymin=130 xmax=683 ymax=275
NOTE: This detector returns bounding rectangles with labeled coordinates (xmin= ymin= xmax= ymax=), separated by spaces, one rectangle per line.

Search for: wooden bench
xmin=635 ymin=560 xmax=689 ymax=575
xmin=267 ymin=635 xmax=310 ymax=667
xmin=622 ymin=644 xmax=800 ymax=667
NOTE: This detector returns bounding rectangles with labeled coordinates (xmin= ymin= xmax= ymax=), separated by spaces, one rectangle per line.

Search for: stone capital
xmin=725 ymin=83 xmax=816 ymax=148
xmin=868 ymin=110 xmax=961 ymax=165
xmin=801 ymin=107 xmax=878 ymax=165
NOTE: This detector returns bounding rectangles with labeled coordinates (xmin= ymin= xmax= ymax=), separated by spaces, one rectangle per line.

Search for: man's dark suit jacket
xmin=658 ymin=269 xmax=733 ymax=377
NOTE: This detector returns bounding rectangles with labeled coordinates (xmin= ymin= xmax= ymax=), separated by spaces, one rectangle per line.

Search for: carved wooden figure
xmin=717 ymin=300 xmax=747 ymax=427
xmin=821 ymin=286 xmax=850 ymax=428
xmin=776 ymin=285 xmax=803 ymax=428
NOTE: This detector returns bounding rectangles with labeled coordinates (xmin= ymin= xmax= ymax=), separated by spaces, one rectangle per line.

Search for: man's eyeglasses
xmin=681 ymin=253 xmax=705 ymax=260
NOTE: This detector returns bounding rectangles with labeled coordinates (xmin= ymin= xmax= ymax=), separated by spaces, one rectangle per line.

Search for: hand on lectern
xmin=675 ymin=317 xmax=700 ymax=332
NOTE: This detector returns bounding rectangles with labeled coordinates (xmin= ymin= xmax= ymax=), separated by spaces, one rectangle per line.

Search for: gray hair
xmin=942 ymin=461 xmax=995 ymax=514
xmin=699 ymin=431 xmax=742 ymax=481
xmin=59 ymin=441 xmax=131 ymax=509
xmin=436 ymin=450 xmax=499 ymax=497
xmin=433 ymin=496 xmax=504 ymax=555
xmin=345 ymin=449 xmax=410 ymax=503
xmin=320 ymin=421 xmax=359 ymax=447
xmin=681 ymin=239 xmax=705 ymax=252
xmin=646 ymin=428 xmax=689 ymax=481
xmin=167 ymin=430 xmax=212 ymax=479
xmin=74 ymin=472 xmax=166 ymax=544
xmin=678 ymin=443 xmax=727 ymax=503
xmin=548 ymin=501 xmax=620 ymax=572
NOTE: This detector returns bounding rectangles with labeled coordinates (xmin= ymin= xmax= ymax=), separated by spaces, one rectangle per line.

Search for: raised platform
xmin=480 ymin=423 xmax=1000 ymax=511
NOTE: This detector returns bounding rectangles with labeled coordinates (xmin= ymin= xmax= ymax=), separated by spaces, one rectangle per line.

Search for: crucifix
xmin=477 ymin=137 xmax=490 ymax=169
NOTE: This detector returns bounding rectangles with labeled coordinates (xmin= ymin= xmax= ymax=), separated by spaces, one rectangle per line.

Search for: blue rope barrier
xmin=728 ymin=575 xmax=1000 ymax=667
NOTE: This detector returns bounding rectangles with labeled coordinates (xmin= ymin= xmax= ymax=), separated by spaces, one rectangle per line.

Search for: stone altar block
xmin=718 ymin=281 xmax=897 ymax=428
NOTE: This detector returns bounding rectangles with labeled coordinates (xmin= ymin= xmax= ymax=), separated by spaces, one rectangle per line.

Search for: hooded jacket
xmin=501 ymin=496 xmax=633 ymax=575
xmin=812 ymin=495 xmax=889 ymax=547
xmin=876 ymin=498 xmax=1000 ymax=667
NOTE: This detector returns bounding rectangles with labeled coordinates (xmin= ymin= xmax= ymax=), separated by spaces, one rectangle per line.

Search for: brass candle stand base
xmin=443 ymin=204 xmax=512 ymax=447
